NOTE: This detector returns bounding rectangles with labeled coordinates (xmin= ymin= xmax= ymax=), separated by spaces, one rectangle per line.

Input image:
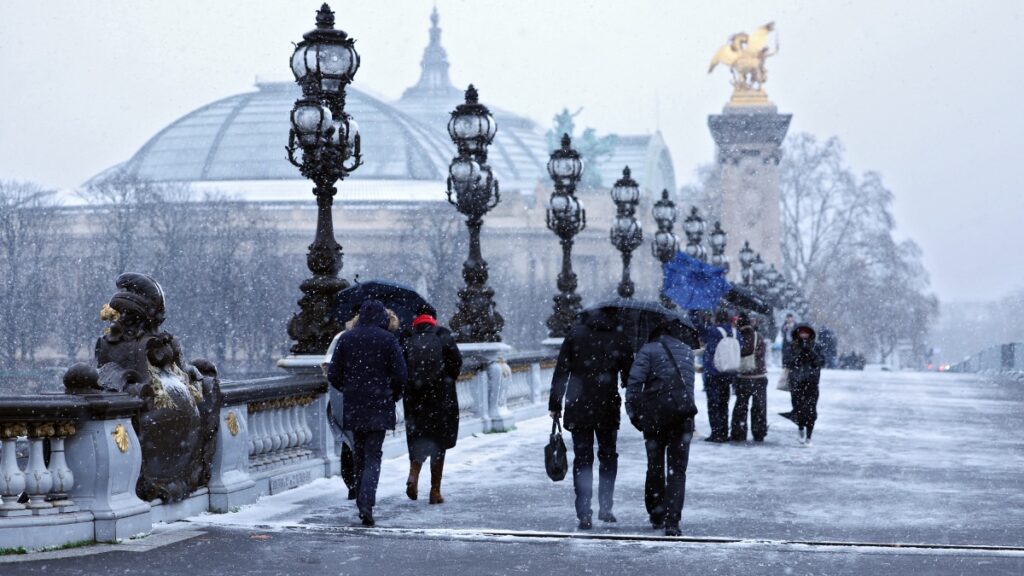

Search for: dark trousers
xmin=704 ymin=374 xmax=734 ymax=440
xmin=644 ymin=429 xmax=693 ymax=527
xmin=352 ymin=430 xmax=386 ymax=515
xmin=790 ymin=379 xmax=820 ymax=435
xmin=731 ymin=376 xmax=768 ymax=441
xmin=570 ymin=428 xmax=618 ymax=519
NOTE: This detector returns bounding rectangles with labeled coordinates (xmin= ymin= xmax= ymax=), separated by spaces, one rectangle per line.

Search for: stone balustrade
xmin=0 ymin=348 xmax=557 ymax=551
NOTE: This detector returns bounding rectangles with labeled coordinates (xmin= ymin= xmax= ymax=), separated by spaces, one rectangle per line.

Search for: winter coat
xmin=548 ymin=310 xmax=634 ymax=431
xmin=738 ymin=325 xmax=767 ymax=378
xmin=399 ymin=323 xmax=463 ymax=450
xmin=625 ymin=333 xmax=697 ymax=438
xmin=698 ymin=323 xmax=738 ymax=377
xmin=327 ymin=300 xmax=407 ymax=431
xmin=783 ymin=324 xmax=825 ymax=385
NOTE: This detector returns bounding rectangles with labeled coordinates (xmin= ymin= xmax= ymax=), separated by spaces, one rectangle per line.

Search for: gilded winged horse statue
xmin=708 ymin=22 xmax=778 ymax=102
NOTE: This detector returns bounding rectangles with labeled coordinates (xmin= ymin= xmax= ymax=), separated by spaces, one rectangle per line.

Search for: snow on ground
xmin=188 ymin=369 xmax=1024 ymax=548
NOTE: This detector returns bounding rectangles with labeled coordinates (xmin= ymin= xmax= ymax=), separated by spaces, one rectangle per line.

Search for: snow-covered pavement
xmin=12 ymin=369 xmax=1024 ymax=574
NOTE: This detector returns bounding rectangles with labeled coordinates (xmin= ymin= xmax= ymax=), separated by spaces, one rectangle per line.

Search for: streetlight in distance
xmin=738 ymin=241 xmax=756 ymax=285
xmin=683 ymin=206 xmax=707 ymax=262
xmin=651 ymin=189 xmax=680 ymax=308
xmin=545 ymin=134 xmax=586 ymax=338
xmin=610 ymin=167 xmax=643 ymax=299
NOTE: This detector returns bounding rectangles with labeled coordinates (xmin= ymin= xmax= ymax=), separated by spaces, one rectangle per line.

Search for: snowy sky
xmin=1 ymin=1 xmax=1021 ymax=302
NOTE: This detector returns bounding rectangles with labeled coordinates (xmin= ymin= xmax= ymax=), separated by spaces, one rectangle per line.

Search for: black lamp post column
xmin=709 ymin=221 xmax=729 ymax=275
xmin=284 ymin=4 xmax=362 ymax=355
xmin=446 ymin=85 xmax=503 ymax=343
xmin=651 ymin=189 xmax=679 ymax=308
xmin=610 ymin=167 xmax=643 ymax=299
xmin=683 ymin=206 xmax=707 ymax=262
xmin=545 ymin=134 xmax=586 ymax=338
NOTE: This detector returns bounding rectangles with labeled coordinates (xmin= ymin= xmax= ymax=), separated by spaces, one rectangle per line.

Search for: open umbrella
xmin=585 ymin=298 xmax=700 ymax=351
xmin=333 ymin=279 xmax=430 ymax=329
xmin=723 ymin=284 xmax=773 ymax=316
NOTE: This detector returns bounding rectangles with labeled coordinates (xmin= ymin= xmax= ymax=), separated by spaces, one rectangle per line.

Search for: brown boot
xmin=406 ymin=460 xmax=423 ymax=501
xmin=428 ymin=456 xmax=445 ymax=504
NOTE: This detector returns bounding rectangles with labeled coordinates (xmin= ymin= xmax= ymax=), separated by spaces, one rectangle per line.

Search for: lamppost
xmin=764 ymin=264 xmax=782 ymax=304
xmin=610 ymin=166 xmax=643 ymax=299
xmin=545 ymin=134 xmax=586 ymax=338
xmin=683 ymin=207 xmax=707 ymax=262
xmin=446 ymin=85 xmax=503 ymax=343
xmin=709 ymin=221 xmax=729 ymax=274
xmin=751 ymin=253 xmax=768 ymax=292
xmin=738 ymin=241 xmax=755 ymax=285
xmin=285 ymin=3 xmax=362 ymax=355
xmin=651 ymin=189 xmax=679 ymax=308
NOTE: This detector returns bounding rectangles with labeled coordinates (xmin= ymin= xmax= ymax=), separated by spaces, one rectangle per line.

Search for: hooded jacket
xmin=783 ymin=323 xmax=825 ymax=385
xmin=625 ymin=323 xmax=697 ymax=437
xmin=327 ymin=300 xmax=407 ymax=431
xmin=548 ymin=309 xmax=634 ymax=431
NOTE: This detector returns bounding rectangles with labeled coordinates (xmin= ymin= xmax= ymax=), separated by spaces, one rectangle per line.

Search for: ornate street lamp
xmin=738 ymin=240 xmax=755 ymax=285
xmin=446 ymin=85 xmax=503 ymax=342
xmin=610 ymin=166 xmax=643 ymax=299
xmin=545 ymin=134 xmax=586 ymax=338
xmin=683 ymin=206 xmax=707 ymax=262
xmin=764 ymin=264 xmax=782 ymax=302
xmin=651 ymin=189 xmax=679 ymax=308
xmin=709 ymin=221 xmax=729 ymax=274
xmin=284 ymin=3 xmax=363 ymax=355
xmin=751 ymin=253 xmax=768 ymax=291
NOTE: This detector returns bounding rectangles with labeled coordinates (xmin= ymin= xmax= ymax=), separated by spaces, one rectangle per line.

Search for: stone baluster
xmin=24 ymin=423 xmax=55 ymax=512
xmin=300 ymin=397 xmax=314 ymax=447
xmin=268 ymin=401 xmax=284 ymax=463
xmin=284 ymin=400 xmax=300 ymax=461
xmin=47 ymin=422 xmax=77 ymax=508
xmin=247 ymin=405 xmax=257 ymax=459
xmin=0 ymin=423 xmax=29 ymax=516
xmin=251 ymin=404 xmax=269 ymax=468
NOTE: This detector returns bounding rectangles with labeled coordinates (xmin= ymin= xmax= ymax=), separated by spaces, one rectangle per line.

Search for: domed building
xmin=87 ymin=9 xmax=679 ymax=347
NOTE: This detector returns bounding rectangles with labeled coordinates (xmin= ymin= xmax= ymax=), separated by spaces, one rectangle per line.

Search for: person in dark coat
xmin=781 ymin=324 xmax=825 ymax=445
xmin=698 ymin=308 xmax=738 ymax=442
xmin=548 ymin=308 xmax=634 ymax=530
xmin=731 ymin=313 xmax=768 ymax=442
xmin=626 ymin=319 xmax=697 ymax=537
xmin=327 ymin=299 xmax=407 ymax=526
xmin=399 ymin=304 xmax=462 ymax=505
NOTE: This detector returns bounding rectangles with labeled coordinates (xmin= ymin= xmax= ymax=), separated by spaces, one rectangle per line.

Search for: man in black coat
xmin=626 ymin=319 xmax=697 ymax=537
xmin=548 ymin=308 xmax=634 ymax=529
xmin=327 ymin=299 xmax=407 ymax=526
xmin=400 ymin=304 xmax=463 ymax=505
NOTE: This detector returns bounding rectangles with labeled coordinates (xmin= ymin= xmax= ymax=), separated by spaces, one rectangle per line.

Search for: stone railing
xmin=950 ymin=342 xmax=1024 ymax=374
xmin=0 ymin=348 xmax=557 ymax=551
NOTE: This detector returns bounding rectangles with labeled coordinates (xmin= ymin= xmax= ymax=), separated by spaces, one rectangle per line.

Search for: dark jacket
xmin=738 ymin=325 xmax=767 ymax=378
xmin=625 ymin=331 xmax=697 ymax=438
xmin=548 ymin=310 xmax=634 ymax=431
xmin=783 ymin=324 xmax=825 ymax=385
xmin=327 ymin=300 xmax=407 ymax=431
xmin=399 ymin=322 xmax=463 ymax=449
xmin=699 ymin=323 xmax=738 ymax=377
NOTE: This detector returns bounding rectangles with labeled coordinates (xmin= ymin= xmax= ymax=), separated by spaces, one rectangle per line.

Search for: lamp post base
xmin=287 ymin=275 xmax=348 ymax=356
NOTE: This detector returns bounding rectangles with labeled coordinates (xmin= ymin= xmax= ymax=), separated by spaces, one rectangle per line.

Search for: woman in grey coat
xmin=626 ymin=319 xmax=698 ymax=537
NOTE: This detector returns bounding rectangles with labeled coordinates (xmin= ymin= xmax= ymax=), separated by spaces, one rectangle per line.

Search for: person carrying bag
xmin=626 ymin=319 xmax=698 ymax=537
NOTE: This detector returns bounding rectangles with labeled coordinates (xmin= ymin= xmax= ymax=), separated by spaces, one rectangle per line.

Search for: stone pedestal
xmin=458 ymin=342 xmax=514 ymax=432
xmin=207 ymin=405 xmax=257 ymax=512
xmin=708 ymin=103 xmax=791 ymax=273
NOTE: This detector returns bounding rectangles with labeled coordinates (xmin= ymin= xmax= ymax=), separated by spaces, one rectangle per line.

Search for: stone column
xmin=207 ymin=405 xmax=257 ymax=512
xmin=707 ymin=103 xmax=791 ymax=275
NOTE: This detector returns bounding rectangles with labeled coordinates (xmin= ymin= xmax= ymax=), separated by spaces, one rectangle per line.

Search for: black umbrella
xmin=334 ymin=280 xmax=430 ymax=329
xmin=723 ymin=284 xmax=773 ymax=316
xmin=585 ymin=298 xmax=700 ymax=351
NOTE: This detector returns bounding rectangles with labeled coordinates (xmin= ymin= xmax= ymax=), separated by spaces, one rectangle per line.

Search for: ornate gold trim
xmin=112 ymin=423 xmax=130 ymax=453
xmin=226 ymin=411 xmax=240 ymax=436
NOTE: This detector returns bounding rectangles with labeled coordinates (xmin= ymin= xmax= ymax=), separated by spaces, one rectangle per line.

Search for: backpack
xmin=404 ymin=328 xmax=444 ymax=392
xmin=712 ymin=327 xmax=741 ymax=373
xmin=739 ymin=332 xmax=759 ymax=374
xmin=641 ymin=341 xmax=699 ymax=432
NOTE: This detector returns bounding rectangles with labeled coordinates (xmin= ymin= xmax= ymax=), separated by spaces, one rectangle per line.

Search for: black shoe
xmin=729 ymin=436 xmax=746 ymax=442
xmin=664 ymin=525 xmax=681 ymax=537
xmin=650 ymin=514 xmax=665 ymax=529
xmin=358 ymin=512 xmax=375 ymax=527
xmin=598 ymin=511 xmax=617 ymax=523
xmin=578 ymin=516 xmax=592 ymax=530
xmin=753 ymin=436 xmax=765 ymax=442
xmin=347 ymin=487 xmax=357 ymax=500
xmin=704 ymin=436 xmax=728 ymax=443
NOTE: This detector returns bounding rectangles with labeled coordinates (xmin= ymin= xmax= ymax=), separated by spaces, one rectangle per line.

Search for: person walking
xmin=698 ymin=309 xmax=740 ymax=442
xmin=781 ymin=324 xmax=825 ymax=446
xmin=626 ymin=319 xmax=698 ymax=537
xmin=400 ymin=304 xmax=463 ymax=505
xmin=327 ymin=299 xmax=407 ymax=526
xmin=731 ymin=313 xmax=768 ymax=442
xmin=549 ymin=308 xmax=634 ymax=530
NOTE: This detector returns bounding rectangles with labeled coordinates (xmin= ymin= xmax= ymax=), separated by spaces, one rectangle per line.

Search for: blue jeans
xmin=352 ymin=430 xmax=386 ymax=515
xmin=570 ymin=428 xmax=618 ymax=519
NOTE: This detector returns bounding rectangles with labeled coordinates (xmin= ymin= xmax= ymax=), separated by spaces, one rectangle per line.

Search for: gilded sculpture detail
xmin=708 ymin=22 xmax=778 ymax=105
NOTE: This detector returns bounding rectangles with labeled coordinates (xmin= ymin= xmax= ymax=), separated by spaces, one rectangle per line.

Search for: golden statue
xmin=708 ymin=22 xmax=778 ymax=105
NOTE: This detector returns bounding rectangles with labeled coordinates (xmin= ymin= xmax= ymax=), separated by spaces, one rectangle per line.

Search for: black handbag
xmin=544 ymin=418 xmax=568 ymax=482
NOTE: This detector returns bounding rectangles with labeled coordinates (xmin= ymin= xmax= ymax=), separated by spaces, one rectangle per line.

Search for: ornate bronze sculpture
xmin=708 ymin=22 xmax=778 ymax=105
xmin=63 ymin=273 xmax=221 ymax=502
